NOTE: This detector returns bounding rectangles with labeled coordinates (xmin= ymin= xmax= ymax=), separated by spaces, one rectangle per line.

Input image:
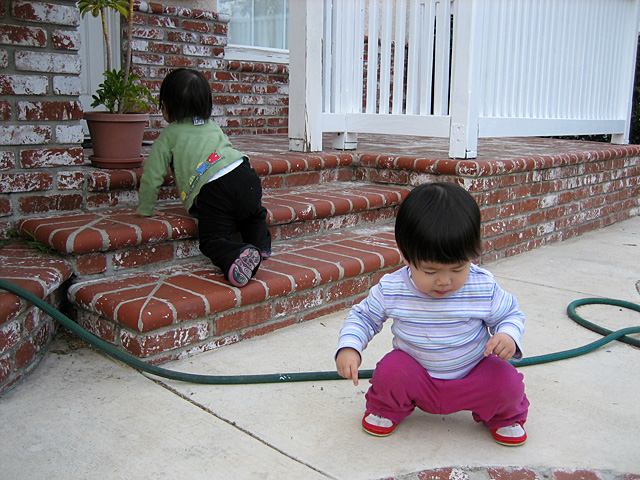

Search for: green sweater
xmin=137 ymin=119 xmax=246 ymax=216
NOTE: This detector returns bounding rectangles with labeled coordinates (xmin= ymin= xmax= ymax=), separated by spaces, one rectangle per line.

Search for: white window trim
xmin=225 ymin=45 xmax=289 ymax=64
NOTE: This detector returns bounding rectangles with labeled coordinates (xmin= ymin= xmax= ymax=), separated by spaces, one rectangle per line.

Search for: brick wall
xmin=356 ymin=147 xmax=640 ymax=263
xmin=0 ymin=0 xmax=84 ymax=238
xmin=129 ymin=2 xmax=289 ymax=141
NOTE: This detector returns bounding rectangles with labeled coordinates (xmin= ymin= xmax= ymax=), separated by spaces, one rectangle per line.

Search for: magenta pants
xmin=365 ymin=349 xmax=529 ymax=430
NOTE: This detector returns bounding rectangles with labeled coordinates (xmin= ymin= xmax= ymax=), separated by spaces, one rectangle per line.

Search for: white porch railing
xmin=288 ymin=0 xmax=640 ymax=158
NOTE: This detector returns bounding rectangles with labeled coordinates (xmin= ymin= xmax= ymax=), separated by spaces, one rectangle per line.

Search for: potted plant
xmin=78 ymin=0 xmax=156 ymax=169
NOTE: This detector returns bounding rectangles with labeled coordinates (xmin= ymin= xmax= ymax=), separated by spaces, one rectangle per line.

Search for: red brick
xmin=121 ymin=322 xmax=210 ymax=357
xmin=148 ymin=15 xmax=178 ymax=28
xmin=75 ymin=254 xmax=107 ymax=275
xmin=0 ymin=24 xmax=46 ymax=47
xmin=267 ymin=117 xmax=287 ymax=127
xmin=150 ymin=42 xmax=181 ymax=54
xmin=488 ymin=467 xmax=539 ymax=480
xmin=0 ymin=172 xmax=52 ymax=192
xmin=182 ymin=20 xmax=209 ymax=32
xmin=76 ymin=313 xmax=117 ymax=343
xmin=23 ymin=309 xmax=38 ymax=335
xmin=0 ymin=101 xmax=11 ymax=120
xmin=553 ymin=470 xmax=602 ymax=480
xmin=274 ymin=290 xmax=324 ymax=318
xmin=284 ymin=172 xmax=321 ymax=188
xmin=167 ymin=31 xmax=198 ymax=43
xmin=21 ymin=147 xmax=84 ymax=168
xmin=216 ymin=304 xmax=272 ymax=335
xmin=211 ymin=22 xmax=226 ymax=35
xmin=183 ymin=44 xmax=212 ymax=57
xmin=86 ymin=191 xmax=143 ymax=209
xmin=242 ymin=117 xmax=266 ymax=127
xmin=14 ymin=339 xmax=35 ymax=369
xmin=19 ymin=193 xmax=82 ymax=214
xmin=18 ymin=101 xmax=83 ymax=121
xmin=417 ymin=468 xmax=470 ymax=480
xmin=132 ymin=27 xmax=164 ymax=40
xmin=361 ymin=207 xmax=395 ymax=225
xmin=326 ymin=276 xmax=369 ymax=302
xmin=0 ymin=356 xmax=11 ymax=384
xmin=112 ymin=244 xmax=175 ymax=270
xmin=57 ymin=171 xmax=85 ymax=190
xmin=133 ymin=52 xmax=163 ymax=65
xmin=12 ymin=0 xmax=80 ymax=26
xmin=212 ymin=94 xmax=240 ymax=105
xmin=166 ymin=55 xmax=196 ymax=67
xmin=15 ymin=51 xmax=81 ymax=74
xmin=0 ymin=125 xmax=52 ymax=145
xmin=242 ymin=316 xmax=296 ymax=341
xmin=0 ymin=197 xmax=10 ymax=216
xmin=0 ymin=74 xmax=48 ymax=95
xmin=200 ymin=34 xmax=224 ymax=46
xmin=33 ymin=319 xmax=54 ymax=350
xmin=51 ymin=29 xmax=79 ymax=50
xmin=0 ymin=321 xmax=20 ymax=355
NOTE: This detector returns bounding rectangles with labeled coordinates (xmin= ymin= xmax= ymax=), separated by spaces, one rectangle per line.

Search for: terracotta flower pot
xmin=84 ymin=111 xmax=149 ymax=169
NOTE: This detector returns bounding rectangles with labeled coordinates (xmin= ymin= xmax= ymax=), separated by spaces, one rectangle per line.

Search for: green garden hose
xmin=1 ymin=278 xmax=638 ymax=384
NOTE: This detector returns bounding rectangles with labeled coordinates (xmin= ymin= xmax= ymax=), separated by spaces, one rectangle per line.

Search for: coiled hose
xmin=1 ymin=279 xmax=638 ymax=384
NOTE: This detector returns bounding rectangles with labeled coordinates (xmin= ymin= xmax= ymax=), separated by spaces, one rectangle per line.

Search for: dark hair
xmin=395 ymin=182 xmax=482 ymax=265
xmin=159 ymin=68 xmax=213 ymax=122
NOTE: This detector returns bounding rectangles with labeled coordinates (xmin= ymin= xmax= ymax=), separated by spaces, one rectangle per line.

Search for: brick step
xmin=67 ymin=223 xmax=402 ymax=362
xmin=0 ymin=242 xmax=74 ymax=393
xmin=18 ymin=182 xmax=409 ymax=280
xmin=81 ymin=150 xmax=356 ymax=211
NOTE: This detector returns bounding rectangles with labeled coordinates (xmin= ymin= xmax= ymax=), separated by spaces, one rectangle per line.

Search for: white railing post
xmin=612 ymin=1 xmax=640 ymax=145
xmin=448 ymin=0 xmax=483 ymax=159
xmin=288 ymin=0 xmax=323 ymax=152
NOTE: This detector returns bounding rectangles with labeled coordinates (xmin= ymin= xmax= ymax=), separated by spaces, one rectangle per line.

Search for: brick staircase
xmin=16 ymin=145 xmax=410 ymax=363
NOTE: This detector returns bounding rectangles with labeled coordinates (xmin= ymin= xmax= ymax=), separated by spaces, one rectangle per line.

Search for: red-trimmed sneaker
xmin=362 ymin=413 xmax=396 ymax=437
xmin=491 ymin=422 xmax=527 ymax=446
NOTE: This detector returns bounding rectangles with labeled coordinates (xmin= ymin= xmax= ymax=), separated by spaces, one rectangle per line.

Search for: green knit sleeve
xmin=137 ymin=135 xmax=172 ymax=216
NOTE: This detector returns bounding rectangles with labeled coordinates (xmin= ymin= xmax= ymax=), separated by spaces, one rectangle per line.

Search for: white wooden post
xmin=612 ymin=1 xmax=640 ymax=145
xmin=448 ymin=0 xmax=483 ymax=159
xmin=288 ymin=0 xmax=323 ymax=152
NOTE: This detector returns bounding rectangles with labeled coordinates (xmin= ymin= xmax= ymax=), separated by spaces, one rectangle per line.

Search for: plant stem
xmin=119 ymin=0 xmax=135 ymax=114
xmin=101 ymin=9 xmax=112 ymax=71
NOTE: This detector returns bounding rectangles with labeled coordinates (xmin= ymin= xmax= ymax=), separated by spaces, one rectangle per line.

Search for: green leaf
xmin=90 ymin=69 xmax=157 ymax=114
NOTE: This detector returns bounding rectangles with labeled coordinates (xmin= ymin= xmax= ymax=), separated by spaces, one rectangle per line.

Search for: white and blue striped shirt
xmin=337 ymin=264 xmax=525 ymax=380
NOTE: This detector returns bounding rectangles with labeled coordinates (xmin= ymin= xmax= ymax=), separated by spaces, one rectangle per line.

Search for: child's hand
xmin=484 ymin=333 xmax=516 ymax=360
xmin=336 ymin=347 xmax=362 ymax=386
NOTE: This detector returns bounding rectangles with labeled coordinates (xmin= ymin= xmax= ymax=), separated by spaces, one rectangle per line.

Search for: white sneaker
xmin=362 ymin=413 xmax=396 ymax=436
xmin=491 ymin=422 xmax=527 ymax=446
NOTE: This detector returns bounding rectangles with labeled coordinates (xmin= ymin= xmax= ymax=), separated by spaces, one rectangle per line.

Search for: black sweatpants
xmin=194 ymin=158 xmax=271 ymax=279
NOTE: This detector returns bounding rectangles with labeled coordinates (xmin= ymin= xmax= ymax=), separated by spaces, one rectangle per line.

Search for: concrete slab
xmin=0 ymin=336 xmax=328 ymax=480
xmin=1 ymin=216 xmax=638 ymax=479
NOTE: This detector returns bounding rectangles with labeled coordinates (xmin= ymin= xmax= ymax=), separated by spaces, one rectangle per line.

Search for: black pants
xmin=194 ymin=158 xmax=271 ymax=279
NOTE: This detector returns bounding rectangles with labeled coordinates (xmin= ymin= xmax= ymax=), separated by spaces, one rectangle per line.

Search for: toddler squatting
xmin=137 ymin=68 xmax=271 ymax=287
xmin=335 ymin=182 xmax=530 ymax=446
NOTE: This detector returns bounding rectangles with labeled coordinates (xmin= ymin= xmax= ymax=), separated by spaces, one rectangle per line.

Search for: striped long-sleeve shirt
xmin=337 ymin=264 xmax=525 ymax=380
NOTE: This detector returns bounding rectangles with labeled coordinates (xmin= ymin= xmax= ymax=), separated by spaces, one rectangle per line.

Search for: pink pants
xmin=365 ymin=349 xmax=529 ymax=430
